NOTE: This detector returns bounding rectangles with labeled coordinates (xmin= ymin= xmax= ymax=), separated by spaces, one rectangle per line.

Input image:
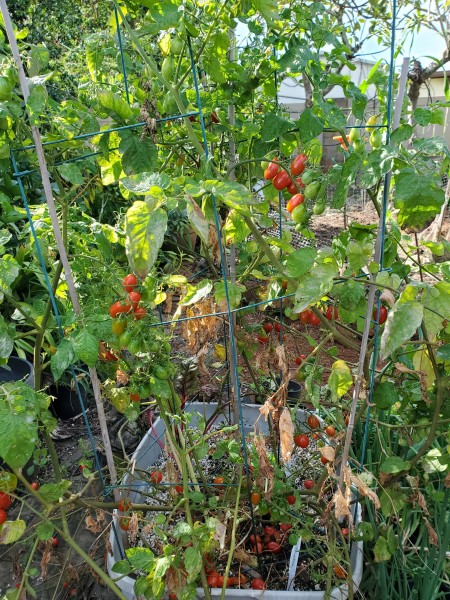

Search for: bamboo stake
xmin=0 ymin=0 xmax=119 ymax=499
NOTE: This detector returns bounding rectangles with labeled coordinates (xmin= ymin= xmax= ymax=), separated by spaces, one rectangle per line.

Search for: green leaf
xmin=72 ymin=329 xmax=98 ymax=367
xmin=125 ymin=547 xmax=155 ymax=571
xmin=149 ymin=377 xmax=171 ymax=400
xmin=328 ymin=360 xmax=353 ymax=400
xmin=372 ymin=381 xmax=399 ymax=410
xmin=27 ymin=85 xmax=47 ymax=121
xmin=0 ymin=519 xmax=26 ymax=544
xmin=0 ymin=254 xmax=20 ymax=303
xmin=112 ymin=559 xmax=133 ymax=575
xmin=285 ymin=247 xmax=317 ymax=278
xmin=252 ymin=0 xmax=279 ymax=23
xmin=36 ymin=522 xmax=54 ymax=541
xmin=412 ymin=136 xmax=450 ymax=157
xmin=332 ymin=153 xmax=362 ymax=208
xmin=39 ymin=480 xmax=71 ymax=502
xmin=394 ymin=169 xmax=445 ymax=230
xmin=125 ymin=203 xmax=167 ymax=279
xmin=153 ymin=556 xmax=171 ymax=591
xmin=379 ymin=487 xmax=407 ymax=517
xmin=121 ymin=172 xmax=170 ymax=196
xmin=422 ymin=282 xmax=450 ymax=341
xmin=380 ymin=288 xmax=423 ymax=359
xmin=184 ymin=546 xmax=202 ymax=579
xmin=294 ymin=249 xmax=339 ymax=313
xmin=437 ymin=344 xmax=450 ymax=360
xmin=172 ymin=522 xmax=191 ymax=538
xmin=135 ymin=577 xmax=150 ymax=595
xmin=50 ymin=338 xmax=75 ymax=381
xmin=180 ymin=279 xmax=213 ymax=306
xmin=297 ymin=109 xmax=324 ymax=143
xmin=119 ymin=134 xmax=158 ymax=176
xmin=0 ymin=315 xmax=15 ymax=359
xmin=261 ymin=113 xmax=293 ymax=142
xmin=57 ymin=163 xmax=84 ymax=185
xmin=347 ymin=240 xmax=373 ymax=271
xmin=373 ymin=536 xmax=392 ymax=562
xmin=97 ymin=90 xmax=133 ymax=121
xmin=390 ymin=124 xmax=413 ymax=144
xmin=146 ymin=0 xmax=180 ymax=31
xmin=214 ymin=281 xmax=244 ymax=309
xmin=0 ymin=385 xmax=38 ymax=469
xmin=380 ymin=456 xmax=410 ymax=474
xmin=224 ymin=210 xmax=250 ymax=244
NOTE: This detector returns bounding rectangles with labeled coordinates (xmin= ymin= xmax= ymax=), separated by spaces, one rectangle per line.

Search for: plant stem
xmin=220 ymin=466 xmax=242 ymax=600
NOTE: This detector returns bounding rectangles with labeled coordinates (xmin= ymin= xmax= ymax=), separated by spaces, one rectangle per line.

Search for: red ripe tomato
xmin=175 ymin=485 xmax=183 ymax=494
xmin=257 ymin=334 xmax=269 ymax=344
xmin=63 ymin=582 xmax=70 ymax=589
xmin=320 ymin=455 xmax=330 ymax=465
xmin=51 ymin=537 xmax=59 ymax=548
xmin=105 ymin=350 xmax=118 ymax=362
xmin=299 ymin=309 xmax=312 ymax=324
xmin=207 ymin=575 xmax=220 ymax=587
xmin=307 ymin=414 xmax=320 ymax=429
xmin=128 ymin=291 xmax=141 ymax=308
xmin=295 ymin=355 xmax=307 ymax=366
xmin=119 ymin=516 xmax=131 ymax=531
xmin=264 ymin=526 xmax=276 ymax=537
xmin=373 ymin=305 xmax=388 ymax=325
xmin=287 ymin=177 xmax=304 ymax=194
xmin=325 ymin=425 xmax=336 ymax=438
xmin=117 ymin=498 xmax=132 ymax=512
xmin=280 ymin=523 xmax=292 ymax=532
xmin=110 ymin=301 xmax=131 ymax=318
xmin=217 ymin=576 xmax=225 ymax=587
xmin=169 ymin=594 xmax=177 ymax=600
xmin=309 ymin=312 xmax=321 ymax=326
xmin=272 ymin=170 xmax=291 ymax=190
xmin=341 ymin=527 xmax=349 ymax=537
xmin=252 ymin=579 xmax=266 ymax=590
xmin=325 ymin=305 xmax=338 ymax=321
xmin=68 ymin=590 xmax=77 ymax=598
xmin=31 ymin=482 xmax=39 ymax=491
xmin=251 ymin=491 xmax=262 ymax=505
xmin=286 ymin=494 xmax=296 ymax=505
xmin=122 ymin=274 xmax=138 ymax=293
xmin=263 ymin=323 xmax=273 ymax=334
xmin=0 ymin=492 xmax=11 ymax=510
xmin=130 ymin=393 xmax=140 ymax=402
xmin=264 ymin=158 xmax=279 ymax=180
xmin=294 ymin=434 xmax=309 ymax=448
xmin=304 ymin=479 xmax=314 ymax=490
xmin=286 ymin=193 xmax=305 ymax=213
xmin=333 ymin=564 xmax=347 ymax=579
xmin=249 ymin=533 xmax=262 ymax=544
xmin=291 ymin=154 xmax=308 ymax=175
xmin=274 ymin=322 xmax=282 ymax=333
xmin=253 ymin=541 xmax=264 ymax=554
xmin=0 ymin=509 xmax=7 ymax=524
xmin=266 ymin=541 xmax=282 ymax=554
xmin=133 ymin=306 xmax=147 ymax=320
xmin=150 ymin=470 xmax=163 ymax=484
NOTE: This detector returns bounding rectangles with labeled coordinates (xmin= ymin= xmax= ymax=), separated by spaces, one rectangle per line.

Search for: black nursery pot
xmin=0 ymin=356 xmax=34 ymax=388
xmin=49 ymin=383 xmax=89 ymax=420
xmin=275 ymin=377 xmax=302 ymax=404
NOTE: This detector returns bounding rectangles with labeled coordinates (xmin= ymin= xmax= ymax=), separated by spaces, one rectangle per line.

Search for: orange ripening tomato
xmin=286 ymin=193 xmax=305 ymax=213
xmin=287 ymin=177 xmax=304 ymax=194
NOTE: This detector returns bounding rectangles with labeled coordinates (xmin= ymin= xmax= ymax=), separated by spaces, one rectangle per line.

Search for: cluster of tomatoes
xmin=109 ymin=274 xmax=146 ymax=324
xmin=263 ymin=154 xmax=310 ymax=224
xmin=247 ymin=523 xmax=291 ymax=560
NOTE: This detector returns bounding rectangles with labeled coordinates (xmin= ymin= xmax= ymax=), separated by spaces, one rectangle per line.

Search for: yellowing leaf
xmin=214 ymin=344 xmax=226 ymax=361
xmin=413 ymin=346 xmax=435 ymax=389
xmin=328 ymin=360 xmax=353 ymax=400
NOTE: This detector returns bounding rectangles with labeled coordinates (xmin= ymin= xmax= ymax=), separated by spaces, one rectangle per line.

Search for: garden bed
xmin=107 ymin=403 xmax=363 ymax=599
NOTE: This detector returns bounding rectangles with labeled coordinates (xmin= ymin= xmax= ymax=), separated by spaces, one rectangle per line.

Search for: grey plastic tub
xmin=107 ymin=403 xmax=363 ymax=599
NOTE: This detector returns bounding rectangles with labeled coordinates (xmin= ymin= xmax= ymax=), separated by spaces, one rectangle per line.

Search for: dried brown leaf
xmin=213 ymin=521 xmax=227 ymax=550
xmin=166 ymin=565 xmax=185 ymax=595
xmin=334 ymin=466 xmax=352 ymax=521
xmin=65 ymin=563 xmax=80 ymax=583
xmin=424 ymin=517 xmax=439 ymax=546
xmin=128 ymin=512 xmax=139 ymax=545
xmin=233 ymin=547 xmax=258 ymax=567
xmin=95 ymin=509 xmax=107 ymax=526
xmin=209 ymin=226 xmax=221 ymax=264
xmin=116 ymin=369 xmax=129 ymax=385
xmin=275 ymin=345 xmax=289 ymax=377
xmin=350 ymin=474 xmax=380 ymax=510
xmin=254 ymin=432 xmax=274 ymax=500
xmin=85 ymin=514 xmax=103 ymax=534
xmin=165 ymin=292 xmax=173 ymax=315
xmin=319 ymin=446 xmax=336 ymax=463
xmin=279 ymin=408 xmax=294 ymax=463
xmin=380 ymin=290 xmax=395 ymax=309
xmin=40 ymin=543 xmax=52 ymax=579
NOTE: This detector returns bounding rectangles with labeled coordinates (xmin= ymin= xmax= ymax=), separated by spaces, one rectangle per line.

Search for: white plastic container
xmin=107 ymin=403 xmax=363 ymax=600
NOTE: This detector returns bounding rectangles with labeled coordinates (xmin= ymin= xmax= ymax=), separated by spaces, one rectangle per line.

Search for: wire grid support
xmin=7 ymin=0 xmax=400 ymax=574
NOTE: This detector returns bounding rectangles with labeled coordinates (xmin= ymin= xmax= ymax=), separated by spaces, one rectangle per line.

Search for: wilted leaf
xmin=279 ymin=408 xmax=294 ymax=463
xmin=328 ymin=360 xmax=353 ymax=400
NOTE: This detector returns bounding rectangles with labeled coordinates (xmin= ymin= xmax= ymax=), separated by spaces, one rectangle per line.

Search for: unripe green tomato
xmin=0 ymin=77 xmax=13 ymax=101
xmin=313 ymin=200 xmax=326 ymax=215
xmin=163 ymin=91 xmax=178 ymax=114
xmin=151 ymin=79 xmax=161 ymax=94
xmin=348 ymin=127 xmax=360 ymax=142
xmin=369 ymin=130 xmax=383 ymax=149
xmin=170 ymin=36 xmax=183 ymax=55
xmin=154 ymin=365 xmax=169 ymax=380
xmin=162 ymin=341 xmax=171 ymax=353
xmin=119 ymin=330 xmax=133 ymax=347
xmin=291 ymin=203 xmax=308 ymax=224
xmin=412 ymin=417 xmax=431 ymax=444
xmin=301 ymin=170 xmax=315 ymax=185
xmin=304 ymin=181 xmax=321 ymax=200
xmin=353 ymin=138 xmax=365 ymax=153
xmin=161 ymin=56 xmax=175 ymax=80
